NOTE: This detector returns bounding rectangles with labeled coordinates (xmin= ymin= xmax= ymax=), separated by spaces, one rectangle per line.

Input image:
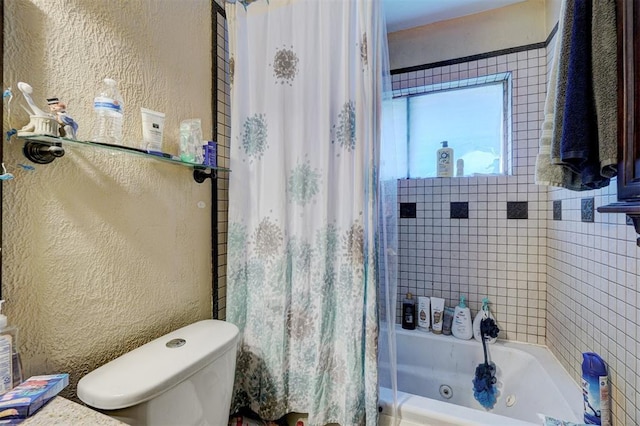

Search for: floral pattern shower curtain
xmin=226 ymin=0 xmax=385 ymax=424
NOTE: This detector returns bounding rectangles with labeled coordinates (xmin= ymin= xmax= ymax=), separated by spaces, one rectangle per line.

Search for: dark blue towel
xmin=560 ymin=0 xmax=609 ymax=190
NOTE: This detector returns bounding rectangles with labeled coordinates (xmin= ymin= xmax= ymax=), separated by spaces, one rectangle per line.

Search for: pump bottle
xmin=0 ymin=300 xmax=23 ymax=391
xmin=451 ymin=295 xmax=473 ymax=339
xmin=437 ymin=141 xmax=454 ymax=177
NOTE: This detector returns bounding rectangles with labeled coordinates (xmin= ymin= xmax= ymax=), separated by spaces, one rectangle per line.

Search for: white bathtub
xmin=378 ymin=325 xmax=583 ymax=426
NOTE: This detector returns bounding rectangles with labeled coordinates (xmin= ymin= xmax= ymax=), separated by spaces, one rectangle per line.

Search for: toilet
xmin=77 ymin=319 xmax=240 ymax=426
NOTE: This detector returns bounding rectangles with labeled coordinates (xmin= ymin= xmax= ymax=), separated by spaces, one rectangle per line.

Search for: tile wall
xmin=394 ymin=32 xmax=640 ymax=424
xmin=393 ymin=47 xmax=549 ymax=343
xmin=543 ymin=34 xmax=640 ymax=425
xmin=215 ymin=3 xmax=231 ymax=320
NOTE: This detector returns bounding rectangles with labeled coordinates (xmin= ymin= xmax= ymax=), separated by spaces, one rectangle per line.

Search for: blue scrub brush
xmin=473 ymin=316 xmax=500 ymax=409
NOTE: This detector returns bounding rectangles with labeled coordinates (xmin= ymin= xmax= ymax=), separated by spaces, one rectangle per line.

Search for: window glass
xmin=394 ymin=77 xmax=509 ymax=178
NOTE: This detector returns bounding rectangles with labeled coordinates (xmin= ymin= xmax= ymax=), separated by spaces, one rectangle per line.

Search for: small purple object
xmin=203 ymin=141 xmax=217 ymax=167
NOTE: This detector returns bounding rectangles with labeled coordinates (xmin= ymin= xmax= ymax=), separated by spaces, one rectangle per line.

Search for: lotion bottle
xmin=417 ymin=296 xmax=430 ymax=330
xmin=451 ymin=295 xmax=473 ymax=339
xmin=430 ymin=297 xmax=445 ymax=334
xmin=473 ymin=297 xmax=497 ymax=344
xmin=437 ymin=141 xmax=454 ymax=177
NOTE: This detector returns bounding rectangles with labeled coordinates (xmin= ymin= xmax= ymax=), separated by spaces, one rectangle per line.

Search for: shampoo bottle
xmin=402 ymin=292 xmax=416 ymax=330
xmin=451 ymin=295 xmax=473 ymax=339
xmin=0 ymin=300 xmax=22 ymax=391
xmin=473 ymin=297 xmax=497 ymax=344
xmin=437 ymin=141 xmax=454 ymax=177
xmin=430 ymin=297 xmax=445 ymax=334
xmin=442 ymin=306 xmax=455 ymax=336
xmin=417 ymin=296 xmax=430 ymax=330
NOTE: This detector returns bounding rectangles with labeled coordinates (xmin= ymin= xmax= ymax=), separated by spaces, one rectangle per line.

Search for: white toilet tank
xmin=78 ymin=319 xmax=239 ymax=426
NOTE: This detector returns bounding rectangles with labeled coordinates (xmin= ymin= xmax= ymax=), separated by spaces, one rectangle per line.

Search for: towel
xmin=550 ymin=0 xmax=574 ymax=167
xmin=535 ymin=0 xmax=617 ymax=191
xmin=559 ymin=0 xmax=608 ymax=189
xmin=591 ymin=0 xmax=618 ymax=178
xmin=536 ymin=0 xmax=582 ymax=189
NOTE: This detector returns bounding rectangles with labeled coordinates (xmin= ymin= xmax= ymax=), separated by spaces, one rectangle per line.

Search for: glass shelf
xmin=17 ymin=134 xmax=230 ymax=182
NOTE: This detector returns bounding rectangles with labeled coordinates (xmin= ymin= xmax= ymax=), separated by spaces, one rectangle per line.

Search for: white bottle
xmin=417 ymin=296 xmax=430 ymax=330
xmin=451 ymin=295 xmax=473 ymax=340
xmin=473 ymin=297 xmax=497 ymax=344
xmin=437 ymin=141 xmax=454 ymax=177
xmin=93 ymin=78 xmax=124 ymax=145
xmin=456 ymin=158 xmax=464 ymax=177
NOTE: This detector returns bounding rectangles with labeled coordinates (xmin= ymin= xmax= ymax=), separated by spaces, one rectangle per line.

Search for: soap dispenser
xmin=473 ymin=297 xmax=497 ymax=344
xmin=0 ymin=300 xmax=22 ymax=391
xmin=452 ymin=295 xmax=473 ymax=339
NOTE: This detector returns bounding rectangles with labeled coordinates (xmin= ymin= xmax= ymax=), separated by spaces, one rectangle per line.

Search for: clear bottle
xmin=0 ymin=300 xmax=23 ymax=391
xmin=92 ymin=78 xmax=124 ymax=145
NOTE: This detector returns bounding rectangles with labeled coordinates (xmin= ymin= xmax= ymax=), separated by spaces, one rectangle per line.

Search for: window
xmin=390 ymin=73 xmax=511 ymax=178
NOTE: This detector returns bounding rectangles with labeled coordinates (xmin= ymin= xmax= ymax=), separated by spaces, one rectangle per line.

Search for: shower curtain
xmin=225 ymin=0 xmax=397 ymax=425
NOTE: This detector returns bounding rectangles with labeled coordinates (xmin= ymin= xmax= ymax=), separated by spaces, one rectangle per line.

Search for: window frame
xmin=392 ymin=72 xmax=513 ymax=178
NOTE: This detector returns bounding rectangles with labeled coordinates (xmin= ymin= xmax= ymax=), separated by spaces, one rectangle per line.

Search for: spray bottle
xmin=582 ymin=352 xmax=610 ymax=425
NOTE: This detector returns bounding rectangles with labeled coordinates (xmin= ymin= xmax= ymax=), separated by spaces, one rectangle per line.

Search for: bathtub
xmin=378 ymin=325 xmax=583 ymax=426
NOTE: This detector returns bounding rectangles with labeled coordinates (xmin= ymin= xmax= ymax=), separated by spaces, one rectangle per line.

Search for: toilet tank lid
xmin=77 ymin=319 xmax=240 ymax=410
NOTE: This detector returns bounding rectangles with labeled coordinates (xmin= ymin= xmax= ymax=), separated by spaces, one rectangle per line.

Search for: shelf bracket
xmin=627 ymin=214 xmax=640 ymax=247
xmin=193 ymin=168 xmax=215 ymax=183
xmin=22 ymin=140 xmax=65 ymax=164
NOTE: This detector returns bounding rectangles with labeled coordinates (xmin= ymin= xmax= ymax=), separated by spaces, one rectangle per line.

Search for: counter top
xmin=21 ymin=396 xmax=124 ymax=425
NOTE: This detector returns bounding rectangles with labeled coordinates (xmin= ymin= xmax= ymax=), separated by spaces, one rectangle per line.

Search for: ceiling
xmin=383 ymin=0 xmax=526 ymax=33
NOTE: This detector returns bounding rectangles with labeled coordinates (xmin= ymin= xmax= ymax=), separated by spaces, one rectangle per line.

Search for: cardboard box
xmin=0 ymin=374 xmax=69 ymax=420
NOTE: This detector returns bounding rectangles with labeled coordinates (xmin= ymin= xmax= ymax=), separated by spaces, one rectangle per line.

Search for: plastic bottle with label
xmin=92 ymin=78 xmax=124 ymax=145
xmin=473 ymin=297 xmax=497 ymax=344
xmin=582 ymin=352 xmax=610 ymax=425
xmin=451 ymin=295 xmax=473 ymax=339
xmin=417 ymin=296 xmax=430 ymax=330
xmin=0 ymin=300 xmax=23 ymax=392
xmin=402 ymin=292 xmax=416 ymax=330
xmin=437 ymin=141 xmax=454 ymax=177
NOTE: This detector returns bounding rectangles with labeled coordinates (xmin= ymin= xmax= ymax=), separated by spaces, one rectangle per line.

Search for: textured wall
xmin=3 ymin=0 xmax=214 ymax=399
xmin=388 ymin=0 xmax=546 ymax=70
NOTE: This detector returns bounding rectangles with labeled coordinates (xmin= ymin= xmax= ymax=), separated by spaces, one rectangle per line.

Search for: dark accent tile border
xmin=400 ymin=202 xmax=417 ymax=218
xmin=553 ymin=200 xmax=562 ymax=221
xmin=391 ymin=23 xmax=558 ymax=75
xmin=450 ymin=202 xmax=469 ymax=219
xmin=581 ymin=198 xmax=594 ymax=223
xmin=507 ymin=202 xmax=528 ymax=219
